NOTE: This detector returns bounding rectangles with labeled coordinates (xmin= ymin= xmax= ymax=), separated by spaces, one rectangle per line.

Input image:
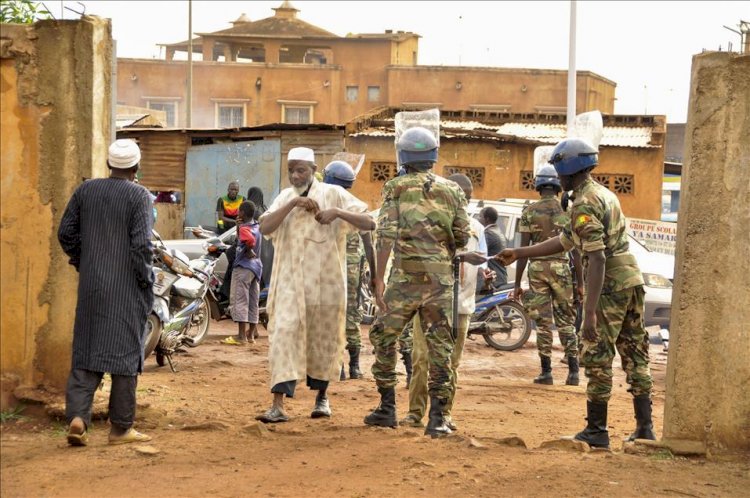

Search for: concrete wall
xmin=663 ymin=52 xmax=750 ymax=454
xmin=347 ymin=136 xmax=663 ymax=220
xmin=0 ymin=17 xmax=112 ymax=402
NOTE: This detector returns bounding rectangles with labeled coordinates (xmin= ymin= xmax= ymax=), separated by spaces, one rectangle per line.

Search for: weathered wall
xmin=387 ymin=67 xmax=615 ymax=115
xmin=347 ymin=136 xmax=662 ymax=220
xmin=117 ymin=56 xmax=616 ymax=128
xmin=0 ymin=17 xmax=112 ymax=401
xmin=663 ymin=52 xmax=750 ymax=454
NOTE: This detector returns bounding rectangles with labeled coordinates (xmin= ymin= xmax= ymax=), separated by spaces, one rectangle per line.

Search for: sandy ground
xmin=1 ymin=321 xmax=748 ymax=497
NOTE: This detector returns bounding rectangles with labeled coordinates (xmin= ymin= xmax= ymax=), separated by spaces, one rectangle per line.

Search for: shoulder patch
xmin=575 ymin=214 xmax=592 ymax=228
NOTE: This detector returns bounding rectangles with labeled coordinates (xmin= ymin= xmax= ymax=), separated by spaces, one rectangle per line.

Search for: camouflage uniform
xmin=345 ymin=232 xmax=365 ymax=349
xmin=370 ymin=171 xmax=470 ymax=399
xmin=519 ymin=195 xmax=578 ymax=359
xmin=560 ymin=178 xmax=653 ymax=403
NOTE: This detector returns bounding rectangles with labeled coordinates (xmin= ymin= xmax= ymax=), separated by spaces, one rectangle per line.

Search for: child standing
xmin=222 ymin=201 xmax=263 ymax=345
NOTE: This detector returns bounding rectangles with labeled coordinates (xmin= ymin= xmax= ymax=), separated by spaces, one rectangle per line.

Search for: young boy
xmin=222 ymin=201 xmax=263 ymax=345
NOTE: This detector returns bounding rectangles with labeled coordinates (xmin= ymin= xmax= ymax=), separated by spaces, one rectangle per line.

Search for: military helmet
xmin=549 ymin=138 xmax=599 ymax=176
xmin=534 ymin=164 xmax=562 ymax=191
xmin=396 ymin=126 xmax=438 ymax=168
xmin=322 ymin=160 xmax=355 ymax=189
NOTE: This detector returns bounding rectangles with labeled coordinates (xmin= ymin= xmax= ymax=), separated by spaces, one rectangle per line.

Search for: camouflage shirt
xmin=518 ymin=194 xmax=569 ymax=261
xmin=377 ymin=171 xmax=470 ymax=275
xmin=560 ymin=178 xmax=644 ymax=293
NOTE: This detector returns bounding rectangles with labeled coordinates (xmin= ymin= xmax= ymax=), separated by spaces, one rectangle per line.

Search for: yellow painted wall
xmin=1 ymin=17 xmax=112 ymax=401
xmin=347 ymin=136 xmax=662 ymax=220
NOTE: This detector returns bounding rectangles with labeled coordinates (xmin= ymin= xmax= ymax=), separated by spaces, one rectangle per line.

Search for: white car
xmin=468 ymin=199 xmax=674 ymax=328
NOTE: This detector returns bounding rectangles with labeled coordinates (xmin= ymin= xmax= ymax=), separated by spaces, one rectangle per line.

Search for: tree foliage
xmin=0 ymin=0 xmax=51 ymax=24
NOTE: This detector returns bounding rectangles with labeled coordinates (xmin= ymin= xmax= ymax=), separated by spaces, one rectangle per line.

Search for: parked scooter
xmin=144 ymin=230 xmax=216 ymax=371
xmin=202 ymin=238 xmax=270 ymax=328
xmin=468 ymin=285 xmax=532 ymax=351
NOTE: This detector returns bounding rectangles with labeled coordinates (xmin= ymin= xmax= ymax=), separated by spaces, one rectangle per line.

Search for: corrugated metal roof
xmin=349 ymin=120 xmax=656 ymax=148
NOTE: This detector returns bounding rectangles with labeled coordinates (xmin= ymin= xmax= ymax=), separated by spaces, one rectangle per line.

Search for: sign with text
xmin=627 ymin=218 xmax=677 ymax=255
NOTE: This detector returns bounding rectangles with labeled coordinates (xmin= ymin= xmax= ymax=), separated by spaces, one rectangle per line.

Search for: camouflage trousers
xmin=345 ymin=260 xmax=363 ymax=349
xmin=398 ymin=320 xmax=414 ymax=355
xmin=524 ymin=260 xmax=578 ymax=359
xmin=408 ymin=314 xmax=470 ymax=420
xmin=582 ymin=285 xmax=653 ymax=403
xmin=370 ymin=270 xmax=455 ymax=399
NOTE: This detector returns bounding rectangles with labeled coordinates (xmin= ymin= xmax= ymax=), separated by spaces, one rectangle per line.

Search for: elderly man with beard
xmin=256 ymin=147 xmax=375 ymax=423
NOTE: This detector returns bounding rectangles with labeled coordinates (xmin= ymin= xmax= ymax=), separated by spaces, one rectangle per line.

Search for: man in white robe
xmin=256 ymin=147 xmax=374 ymax=422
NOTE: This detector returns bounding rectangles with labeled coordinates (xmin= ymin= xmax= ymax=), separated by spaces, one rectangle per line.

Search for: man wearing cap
xmin=58 ymin=139 xmax=154 ymax=446
xmin=256 ymin=147 xmax=375 ymax=423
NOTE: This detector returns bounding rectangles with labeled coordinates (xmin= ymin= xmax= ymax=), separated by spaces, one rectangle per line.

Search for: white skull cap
xmin=288 ymin=147 xmax=315 ymax=163
xmin=108 ymin=139 xmax=141 ymax=169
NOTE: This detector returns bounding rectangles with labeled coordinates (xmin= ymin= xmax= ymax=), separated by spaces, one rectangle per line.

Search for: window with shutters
xmin=145 ymin=100 xmax=178 ymax=127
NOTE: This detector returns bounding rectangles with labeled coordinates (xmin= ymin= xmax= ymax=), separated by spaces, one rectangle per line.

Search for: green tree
xmin=0 ymin=0 xmax=51 ymax=24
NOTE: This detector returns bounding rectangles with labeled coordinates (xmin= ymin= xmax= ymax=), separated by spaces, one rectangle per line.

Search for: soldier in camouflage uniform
xmin=515 ymin=165 xmax=582 ymax=386
xmin=364 ymin=126 xmax=470 ymax=438
xmin=497 ymin=138 xmax=655 ymax=449
xmin=321 ymin=161 xmax=376 ymax=381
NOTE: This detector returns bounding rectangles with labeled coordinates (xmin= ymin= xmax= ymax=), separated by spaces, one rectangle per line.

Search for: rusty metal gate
xmin=184 ymin=140 xmax=281 ymax=228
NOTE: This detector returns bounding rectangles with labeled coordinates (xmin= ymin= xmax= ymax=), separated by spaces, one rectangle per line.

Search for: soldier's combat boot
xmin=348 ymin=346 xmax=364 ymax=379
xmin=565 ymin=356 xmax=580 ymax=386
xmin=533 ymin=356 xmax=553 ymax=385
xmin=401 ymin=351 xmax=413 ymax=388
xmin=364 ymin=387 xmax=397 ymax=428
xmin=574 ymin=401 xmax=610 ymax=449
xmin=627 ymin=394 xmax=656 ymax=441
xmin=424 ymin=396 xmax=452 ymax=438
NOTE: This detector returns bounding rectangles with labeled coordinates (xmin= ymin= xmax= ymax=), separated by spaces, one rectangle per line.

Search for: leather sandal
xmin=256 ymin=406 xmax=289 ymax=423
xmin=108 ymin=428 xmax=151 ymax=445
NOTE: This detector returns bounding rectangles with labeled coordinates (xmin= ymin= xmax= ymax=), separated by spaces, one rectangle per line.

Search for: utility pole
xmin=566 ymin=0 xmax=577 ymax=136
xmin=187 ymin=0 xmax=193 ymax=128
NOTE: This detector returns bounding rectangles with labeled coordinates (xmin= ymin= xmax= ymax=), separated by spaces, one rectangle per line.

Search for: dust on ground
xmin=2 ymin=322 xmax=748 ymax=497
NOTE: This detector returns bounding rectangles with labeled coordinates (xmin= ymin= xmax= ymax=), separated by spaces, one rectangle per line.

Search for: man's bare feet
xmin=67 ymin=417 xmax=89 ymax=446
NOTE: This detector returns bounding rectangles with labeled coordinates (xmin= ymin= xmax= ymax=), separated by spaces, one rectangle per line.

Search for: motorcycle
xmin=202 ymin=238 xmax=270 ymax=329
xmin=144 ymin=230 xmax=216 ymax=371
xmin=468 ymin=285 xmax=532 ymax=351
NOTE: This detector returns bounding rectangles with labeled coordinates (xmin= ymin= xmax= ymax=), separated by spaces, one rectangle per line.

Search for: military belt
xmin=396 ymin=260 xmax=453 ymax=274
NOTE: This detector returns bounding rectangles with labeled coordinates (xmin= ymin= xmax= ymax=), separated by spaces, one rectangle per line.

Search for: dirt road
xmin=2 ymin=322 xmax=748 ymax=497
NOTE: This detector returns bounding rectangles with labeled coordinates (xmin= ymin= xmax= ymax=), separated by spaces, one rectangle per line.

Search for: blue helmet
xmin=323 ymin=160 xmax=355 ymax=189
xmin=396 ymin=127 xmax=438 ymax=168
xmin=534 ymin=164 xmax=561 ymax=192
xmin=549 ymin=138 xmax=598 ymax=176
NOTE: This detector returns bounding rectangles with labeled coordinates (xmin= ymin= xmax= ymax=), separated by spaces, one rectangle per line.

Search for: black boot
xmin=311 ymin=390 xmax=331 ymax=418
xmin=348 ymin=346 xmax=363 ymax=379
xmin=424 ymin=396 xmax=451 ymax=438
xmin=574 ymin=401 xmax=610 ymax=449
xmin=565 ymin=356 xmax=580 ymax=386
xmin=339 ymin=365 xmax=346 ymax=381
xmin=364 ymin=387 xmax=397 ymax=428
xmin=401 ymin=351 xmax=413 ymax=388
xmin=627 ymin=394 xmax=656 ymax=441
xmin=533 ymin=356 xmax=553 ymax=385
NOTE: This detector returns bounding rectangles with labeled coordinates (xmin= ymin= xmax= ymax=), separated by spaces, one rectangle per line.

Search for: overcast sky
xmin=55 ymin=1 xmax=747 ymax=123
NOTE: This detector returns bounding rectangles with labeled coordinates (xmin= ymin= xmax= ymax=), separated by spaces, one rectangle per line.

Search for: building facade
xmin=117 ymin=1 xmax=617 ymax=128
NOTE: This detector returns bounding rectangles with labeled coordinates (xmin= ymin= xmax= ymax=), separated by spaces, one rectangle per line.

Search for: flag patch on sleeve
xmin=575 ymin=214 xmax=592 ymax=228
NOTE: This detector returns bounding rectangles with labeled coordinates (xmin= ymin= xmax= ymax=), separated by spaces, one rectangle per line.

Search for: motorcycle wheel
xmin=185 ymin=296 xmax=211 ymax=347
xmin=483 ymin=301 xmax=532 ymax=351
xmin=143 ymin=313 xmax=161 ymax=359
xmin=358 ymin=267 xmax=376 ymax=325
xmin=156 ymin=351 xmax=166 ymax=367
